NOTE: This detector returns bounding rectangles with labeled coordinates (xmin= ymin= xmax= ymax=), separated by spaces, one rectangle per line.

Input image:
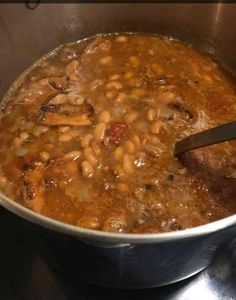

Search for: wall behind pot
xmin=0 ymin=3 xmax=236 ymax=98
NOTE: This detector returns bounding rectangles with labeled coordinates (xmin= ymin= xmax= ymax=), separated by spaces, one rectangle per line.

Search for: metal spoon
xmin=175 ymin=120 xmax=236 ymax=156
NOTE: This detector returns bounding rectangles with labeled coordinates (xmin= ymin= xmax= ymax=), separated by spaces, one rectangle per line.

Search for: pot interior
xmin=1 ymin=3 xmax=236 ymax=99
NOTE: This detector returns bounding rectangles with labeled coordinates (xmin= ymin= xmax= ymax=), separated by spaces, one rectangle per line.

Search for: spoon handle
xmin=175 ymin=120 xmax=236 ymax=156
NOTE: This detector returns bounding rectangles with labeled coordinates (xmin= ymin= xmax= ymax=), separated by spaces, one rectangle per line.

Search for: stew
xmin=0 ymin=33 xmax=235 ymax=233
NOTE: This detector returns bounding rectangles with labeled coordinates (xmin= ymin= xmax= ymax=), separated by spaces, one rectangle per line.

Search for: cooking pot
xmin=0 ymin=3 xmax=236 ymax=289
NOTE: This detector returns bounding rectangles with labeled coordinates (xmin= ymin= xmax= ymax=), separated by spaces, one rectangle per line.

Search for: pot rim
xmin=1 ymin=191 xmax=236 ymax=244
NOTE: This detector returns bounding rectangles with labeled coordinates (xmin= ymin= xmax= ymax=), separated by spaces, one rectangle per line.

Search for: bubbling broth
xmin=0 ymin=33 xmax=236 ymax=233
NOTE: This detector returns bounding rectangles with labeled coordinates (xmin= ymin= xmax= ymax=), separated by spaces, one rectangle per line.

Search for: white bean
xmin=146 ymin=108 xmax=157 ymax=122
xmin=63 ymin=151 xmax=82 ymax=161
xmin=0 ymin=176 xmax=7 ymax=189
xmin=122 ymin=154 xmax=135 ymax=174
xmin=129 ymin=56 xmax=140 ymax=67
xmin=83 ymin=147 xmax=98 ymax=166
xmin=65 ymin=60 xmax=79 ymax=76
xmin=132 ymin=135 xmax=141 ymax=147
xmin=124 ymin=140 xmax=136 ymax=154
xmin=150 ymin=120 xmax=163 ymax=134
xmin=105 ymin=81 xmax=123 ymax=90
xmin=114 ymin=146 xmax=124 ymax=161
xmin=98 ymin=110 xmax=111 ymax=123
xmin=116 ymin=36 xmax=128 ymax=43
xmin=58 ymin=126 xmax=70 ymax=133
xmin=58 ymin=133 xmax=73 ymax=142
xmin=80 ymin=133 xmax=93 ymax=148
xmin=99 ymin=56 xmax=112 ymax=65
xmin=40 ymin=151 xmax=50 ymax=162
xmin=93 ymin=122 xmax=106 ymax=141
xmin=33 ymin=126 xmax=49 ymax=137
xmin=81 ymin=160 xmax=94 ymax=178
xmin=124 ymin=111 xmax=138 ymax=124
xmin=19 ymin=132 xmax=29 ymax=142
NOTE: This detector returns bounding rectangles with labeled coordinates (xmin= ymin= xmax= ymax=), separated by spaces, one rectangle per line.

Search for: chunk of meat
xmin=107 ymin=122 xmax=129 ymax=144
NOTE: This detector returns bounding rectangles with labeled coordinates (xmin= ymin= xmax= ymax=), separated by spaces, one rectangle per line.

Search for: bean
xmin=114 ymin=92 xmax=126 ymax=104
xmin=177 ymin=167 xmax=187 ymax=175
xmin=148 ymin=49 xmax=155 ymax=56
xmin=124 ymin=71 xmax=134 ymax=80
xmin=99 ymin=56 xmax=112 ymax=65
xmin=159 ymin=92 xmax=175 ymax=103
xmin=146 ymin=108 xmax=157 ymax=122
xmin=131 ymin=88 xmax=145 ymax=98
xmin=93 ymin=122 xmax=106 ymax=141
xmin=91 ymin=141 xmax=101 ymax=156
xmin=152 ymin=63 xmax=163 ymax=75
xmin=19 ymin=131 xmax=29 ymax=142
xmin=114 ymin=146 xmax=124 ymax=161
xmin=81 ymin=160 xmax=94 ymax=178
xmin=116 ymin=36 xmax=128 ymax=42
xmin=129 ymin=56 xmax=140 ymax=67
xmin=45 ymin=143 xmax=54 ymax=151
xmin=203 ymin=74 xmax=213 ymax=84
xmin=39 ymin=151 xmax=50 ymax=162
xmin=105 ymin=90 xmax=116 ymax=99
xmin=63 ymin=151 xmax=82 ymax=161
xmin=98 ymin=110 xmax=111 ymax=123
xmin=50 ymin=93 xmax=68 ymax=105
xmin=33 ymin=126 xmax=49 ymax=137
xmin=124 ymin=111 xmax=138 ymax=124
xmin=83 ymin=147 xmax=98 ymax=166
xmin=0 ymin=176 xmax=7 ymax=189
xmin=58 ymin=126 xmax=70 ymax=133
xmin=117 ymin=182 xmax=130 ymax=192
xmin=109 ymin=74 xmax=121 ymax=81
xmin=58 ymin=133 xmax=73 ymax=142
xmin=80 ymin=133 xmax=93 ymax=148
xmin=68 ymin=95 xmax=84 ymax=105
xmin=90 ymin=79 xmax=104 ymax=91
xmin=128 ymin=77 xmax=142 ymax=87
xmin=77 ymin=216 xmax=100 ymax=229
xmin=65 ymin=60 xmax=79 ymax=77
xmin=150 ymin=120 xmax=163 ymax=134
xmin=124 ymin=140 xmax=136 ymax=154
xmin=69 ymin=72 xmax=79 ymax=81
xmin=132 ymin=135 xmax=141 ymax=147
xmin=12 ymin=137 xmax=22 ymax=148
xmin=122 ymin=154 xmax=135 ymax=174
xmin=105 ymin=81 xmax=123 ymax=90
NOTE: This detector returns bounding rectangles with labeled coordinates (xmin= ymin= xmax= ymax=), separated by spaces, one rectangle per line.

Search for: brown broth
xmin=0 ymin=33 xmax=236 ymax=233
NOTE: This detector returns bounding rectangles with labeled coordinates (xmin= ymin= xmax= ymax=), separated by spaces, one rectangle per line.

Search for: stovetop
xmin=0 ymin=206 xmax=235 ymax=300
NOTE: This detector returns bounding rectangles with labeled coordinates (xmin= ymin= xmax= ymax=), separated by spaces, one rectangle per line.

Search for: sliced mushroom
xmin=42 ymin=112 xmax=92 ymax=126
